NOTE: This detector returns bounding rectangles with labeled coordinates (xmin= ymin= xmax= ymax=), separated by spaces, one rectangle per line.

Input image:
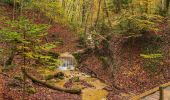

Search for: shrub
xmin=0 ymin=17 xmax=61 ymax=67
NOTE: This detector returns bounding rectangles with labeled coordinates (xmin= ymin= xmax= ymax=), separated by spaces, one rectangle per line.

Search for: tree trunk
xmin=95 ymin=0 xmax=102 ymax=27
xmin=103 ymin=0 xmax=112 ymax=27
xmin=113 ymin=0 xmax=121 ymax=13
xmin=5 ymin=47 xmax=16 ymax=66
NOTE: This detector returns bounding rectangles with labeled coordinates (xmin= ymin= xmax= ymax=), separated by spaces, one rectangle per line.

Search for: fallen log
xmin=21 ymin=67 xmax=81 ymax=94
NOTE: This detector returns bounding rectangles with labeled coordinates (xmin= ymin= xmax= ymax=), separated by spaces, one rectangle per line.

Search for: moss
xmin=13 ymin=75 xmax=23 ymax=81
xmin=98 ymin=56 xmax=109 ymax=69
xmin=48 ymin=66 xmax=56 ymax=71
xmin=54 ymin=72 xmax=64 ymax=79
xmin=44 ymin=72 xmax=64 ymax=80
xmin=70 ymin=76 xmax=80 ymax=82
xmin=72 ymin=52 xmax=81 ymax=64
xmin=55 ymin=80 xmax=67 ymax=87
xmin=47 ymin=79 xmax=56 ymax=86
xmin=26 ymin=86 xmax=37 ymax=94
xmin=45 ymin=74 xmax=54 ymax=80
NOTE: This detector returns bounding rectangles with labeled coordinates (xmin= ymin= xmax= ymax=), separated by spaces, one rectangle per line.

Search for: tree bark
xmin=113 ymin=0 xmax=121 ymax=13
xmin=95 ymin=0 xmax=102 ymax=27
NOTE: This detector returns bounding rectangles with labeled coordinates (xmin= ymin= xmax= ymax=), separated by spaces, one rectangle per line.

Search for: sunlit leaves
xmin=0 ymin=29 xmax=21 ymax=42
xmin=140 ymin=54 xmax=163 ymax=59
xmin=114 ymin=13 xmax=165 ymax=36
xmin=35 ymin=43 xmax=56 ymax=51
xmin=0 ymin=17 xmax=61 ymax=66
xmin=25 ymin=52 xmax=62 ymax=66
xmin=32 ymin=0 xmax=67 ymax=24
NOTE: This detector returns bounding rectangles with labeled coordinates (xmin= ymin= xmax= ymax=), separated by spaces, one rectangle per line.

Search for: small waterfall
xmin=58 ymin=52 xmax=76 ymax=71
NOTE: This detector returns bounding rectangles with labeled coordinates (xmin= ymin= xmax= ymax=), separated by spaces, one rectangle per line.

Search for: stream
xmin=38 ymin=52 xmax=109 ymax=100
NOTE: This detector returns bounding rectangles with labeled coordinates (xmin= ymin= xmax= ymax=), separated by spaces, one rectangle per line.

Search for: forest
xmin=0 ymin=0 xmax=170 ymax=100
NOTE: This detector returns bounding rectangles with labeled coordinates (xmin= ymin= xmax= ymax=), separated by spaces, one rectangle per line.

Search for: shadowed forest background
xmin=0 ymin=0 xmax=170 ymax=100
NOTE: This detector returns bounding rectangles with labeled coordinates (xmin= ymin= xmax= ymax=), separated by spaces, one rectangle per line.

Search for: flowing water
xmin=57 ymin=52 xmax=76 ymax=71
xmin=38 ymin=52 xmax=108 ymax=100
xmin=58 ymin=59 xmax=75 ymax=70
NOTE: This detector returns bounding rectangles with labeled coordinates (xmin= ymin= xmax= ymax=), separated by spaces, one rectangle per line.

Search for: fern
xmin=140 ymin=54 xmax=163 ymax=59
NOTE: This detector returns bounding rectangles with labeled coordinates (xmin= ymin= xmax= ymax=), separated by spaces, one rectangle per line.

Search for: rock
xmin=54 ymin=72 xmax=64 ymax=79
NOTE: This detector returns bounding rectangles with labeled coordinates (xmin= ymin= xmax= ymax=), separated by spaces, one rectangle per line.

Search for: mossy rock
xmin=44 ymin=72 xmax=64 ymax=80
xmin=70 ymin=76 xmax=80 ymax=82
xmin=54 ymin=72 xmax=64 ymax=79
xmin=48 ymin=66 xmax=56 ymax=70
xmin=57 ymin=76 xmax=64 ymax=80
xmin=26 ymin=86 xmax=37 ymax=94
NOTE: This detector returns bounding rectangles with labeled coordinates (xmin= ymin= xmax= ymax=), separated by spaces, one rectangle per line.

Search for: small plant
xmin=98 ymin=56 xmax=109 ymax=69
xmin=140 ymin=54 xmax=163 ymax=59
xmin=26 ymin=86 xmax=37 ymax=94
xmin=140 ymin=53 xmax=163 ymax=72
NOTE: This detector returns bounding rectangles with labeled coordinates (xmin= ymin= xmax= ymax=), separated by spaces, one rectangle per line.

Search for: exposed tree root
xmin=21 ymin=67 xmax=81 ymax=94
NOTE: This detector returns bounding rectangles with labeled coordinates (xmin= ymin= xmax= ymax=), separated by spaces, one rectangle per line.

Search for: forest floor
xmin=0 ymin=4 xmax=82 ymax=100
xmin=1 ymin=3 xmax=170 ymax=100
